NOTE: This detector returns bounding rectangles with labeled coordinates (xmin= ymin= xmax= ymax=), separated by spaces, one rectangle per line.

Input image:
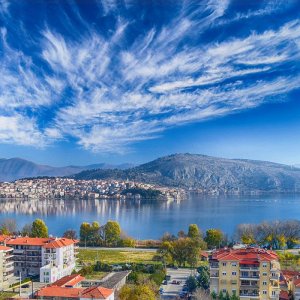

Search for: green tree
xmin=80 ymin=222 xmax=91 ymax=246
xmin=157 ymin=241 xmax=174 ymax=266
xmin=197 ymin=265 xmax=210 ymax=290
xmin=104 ymin=220 xmax=121 ymax=246
xmin=186 ymin=275 xmax=198 ymax=293
xmin=31 ymin=219 xmax=48 ymax=238
xmin=188 ymin=224 xmax=201 ymax=239
xmin=205 ymin=229 xmax=224 ymax=249
xmin=211 ymin=291 xmax=217 ymax=299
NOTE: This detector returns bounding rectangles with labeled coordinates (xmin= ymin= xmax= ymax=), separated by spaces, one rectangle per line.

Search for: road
xmin=159 ymin=268 xmax=193 ymax=299
xmin=79 ymin=246 xmax=157 ymax=252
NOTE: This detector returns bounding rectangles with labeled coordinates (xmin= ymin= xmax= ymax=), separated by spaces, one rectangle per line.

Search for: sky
xmin=0 ymin=0 xmax=299 ymax=166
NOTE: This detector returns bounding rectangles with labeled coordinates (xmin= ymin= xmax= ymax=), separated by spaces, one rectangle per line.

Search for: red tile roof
xmin=43 ymin=238 xmax=79 ymax=249
xmin=36 ymin=286 xmax=113 ymax=299
xmin=51 ymin=274 xmax=85 ymax=287
xmin=81 ymin=286 xmax=114 ymax=299
xmin=6 ymin=237 xmax=78 ymax=248
xmin=0 ymin=245 xmax=13 ymax=251
xmin=0 ymin=235 xmax=11 ymax=243
xmin=210 ymin=247 xmax=278 ymax=263
xmin=279 ymin=290 xmax=289 ymax=300
xmin=36 ymin=286 xmax=84 ymax=298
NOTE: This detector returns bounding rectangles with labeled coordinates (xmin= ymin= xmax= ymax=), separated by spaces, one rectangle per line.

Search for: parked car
xmin=162 ymin=280 xmax=168 ymax=285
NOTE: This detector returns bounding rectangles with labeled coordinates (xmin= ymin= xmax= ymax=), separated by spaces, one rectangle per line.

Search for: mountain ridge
xmin=0 ymin=158 xmax=133 ymax=182
xmin=72 ymin=153 xmax=300 ymax=193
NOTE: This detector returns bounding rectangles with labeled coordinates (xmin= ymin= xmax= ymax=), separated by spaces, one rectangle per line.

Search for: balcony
xmin=210 ymin=272 xmax=219 ymax=278
xmin=240 ymin=275 xmax=260 ymax=280
xmin=240 ymin=282 xmax=259 ymax=288
xmin=210 ymin=263 xmax=219 ymax=269
xmin=240 ymin=265 xmax=259 ymax=271
xmin=13 ymin=249 xmax=24 ymax=254
xmin=240 ymin=290 xmax=260 ymax=298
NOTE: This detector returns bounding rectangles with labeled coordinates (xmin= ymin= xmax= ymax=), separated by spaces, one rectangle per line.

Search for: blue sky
xmin=0 ymin=0 xmax=299 ymax=166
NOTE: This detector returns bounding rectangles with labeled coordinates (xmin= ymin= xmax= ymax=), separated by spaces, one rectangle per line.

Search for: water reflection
xmin=0 ymin=195 xmax=299 ymax=239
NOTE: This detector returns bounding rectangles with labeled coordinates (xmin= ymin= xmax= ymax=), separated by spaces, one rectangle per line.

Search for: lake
xmin=0 ymin=194 xmax=299 ymax=239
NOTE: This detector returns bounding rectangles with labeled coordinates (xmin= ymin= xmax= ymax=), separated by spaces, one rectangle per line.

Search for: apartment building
xmin=5 ymin=237 xmax=78 ymax=283
xmin=0 ymin=245 xmax=14 ymax=290
xmin=209 ymin=247 xmax=281 ymax=300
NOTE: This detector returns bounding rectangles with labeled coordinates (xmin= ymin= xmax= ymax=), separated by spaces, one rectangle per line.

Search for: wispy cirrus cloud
xmin=0 ymin=0 xmax=299 ymax=152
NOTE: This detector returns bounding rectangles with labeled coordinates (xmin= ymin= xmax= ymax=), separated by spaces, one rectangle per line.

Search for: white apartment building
xmin=0 ymin=245 xmax=14 ymax=290
xmin=5 ymin=237 xmax=78 ymax=283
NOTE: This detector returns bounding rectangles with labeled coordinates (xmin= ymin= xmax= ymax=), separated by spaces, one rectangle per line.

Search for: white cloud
xmin=0 ymin=1 xmax=299 ymax=152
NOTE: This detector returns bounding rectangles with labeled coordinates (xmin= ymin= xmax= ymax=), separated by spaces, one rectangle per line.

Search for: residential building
xmin=209 ymin=247 xmax=281 ymax=300
xmin=5 ymin=237 xmax=78 ymax=283
xmin=0 ymin=245 xmax=14 ymax=290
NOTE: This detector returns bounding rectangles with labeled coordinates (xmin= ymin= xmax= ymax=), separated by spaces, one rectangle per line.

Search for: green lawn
xmin=78 ymin=249 xmax=158 ymax=265
xmin=85 ymin=271 xmax=108 ymax=280
xmin=0 ymin=292 xmax=17 ymax=299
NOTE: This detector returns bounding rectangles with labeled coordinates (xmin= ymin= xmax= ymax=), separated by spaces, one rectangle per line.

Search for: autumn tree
xmin=31 ymin=219 xmax=48 ymax=238
xmin=119 ymin=284 xmax=157 ymax=300
xmin=0 ymin=219 xmax=17 ymax=235
xmin=205 ymin=229 xmax=224 ymax=249
xmin=63 ymin=229 xmax=77 ymax=240
xmin=104 ymin=220 xmax=121 ymax=246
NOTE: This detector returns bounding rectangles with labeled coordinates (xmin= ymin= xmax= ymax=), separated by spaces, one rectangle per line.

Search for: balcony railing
xmin=240 ymin=275 xmax=260 ymax=279
xmin=240 ymin=293 xmax=260 ymax=298
xmin=210 ymin=263 xmax=219 ymax=269
xmin=240 ymin=266 xmax=259 ymax=271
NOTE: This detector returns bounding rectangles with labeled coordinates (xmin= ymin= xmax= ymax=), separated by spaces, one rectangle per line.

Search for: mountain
xmin=0 ymin=158 xmax=133 ymax=182
xmin=72 ymin=154 xmax=300 ymax=193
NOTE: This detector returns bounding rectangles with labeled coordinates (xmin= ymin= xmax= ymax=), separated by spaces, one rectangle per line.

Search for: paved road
xmin=79 ymin=246 xmax=157 ymax=252
xmin=159 ymin=268 xmax=193 ymax=299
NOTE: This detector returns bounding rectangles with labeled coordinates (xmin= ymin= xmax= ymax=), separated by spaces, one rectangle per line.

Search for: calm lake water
xmin=0 ymin=194 xmax=299 ymax=239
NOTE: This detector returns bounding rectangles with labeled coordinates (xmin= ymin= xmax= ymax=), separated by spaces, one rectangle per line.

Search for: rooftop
xmin=36 ymin=285 xmax=113 ymax=299
xmin=51 ymin=274 xmax=85 ymax=287
xmin=6 ymin=236 xmax=78 ymax=248
xmin=210 ymin=247 xmax=278 ymax=262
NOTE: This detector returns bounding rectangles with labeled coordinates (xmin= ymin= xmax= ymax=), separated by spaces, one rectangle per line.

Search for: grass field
xmin=0 ymin=292 xmax=17 ymax=299
xmin=78 ymin=249 xmax=158 ymax=265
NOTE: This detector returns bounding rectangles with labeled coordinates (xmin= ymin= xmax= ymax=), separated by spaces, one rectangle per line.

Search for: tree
xmin=63 ymin=229 xmax=77 ymax=240
xmin=80 ymin=222 xmax=91 ymax=246
xmin=186 ymin=275 xmax=198 ymax=293
xmin=188 ymin=224 xmax=201 ymax=240
xmin=31 ymin=219 xmax=48 ymax=238
xmin=157 ymin=241 xmax=174 ymax=266
xmin=197 ymin=265 xmax=210 ymax=290
xmin=118 ymin=284 xmax=156 ymax=300
xmin=0 ymin=219 xmax=17 ymax=235
xmin=193 ymin=289 xmax=212 ymax=300
xmin=205 ymin=229 xmax=223 ymax=249
xmin=104 ymin=220 xmax=121 ymax=246
xmin=21 ymin=223 xmax=32 ymax=236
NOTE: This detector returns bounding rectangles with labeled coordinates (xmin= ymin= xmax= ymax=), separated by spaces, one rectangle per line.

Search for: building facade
xmin=0 ymin=245 xmax=14 ymax=290
xmin=5 ymin=237 xmax=78 ymax=283
xmin=209 ymin=247 xmax=281 ymax=300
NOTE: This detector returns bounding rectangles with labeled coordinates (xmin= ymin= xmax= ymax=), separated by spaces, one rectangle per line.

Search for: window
xmin=232 ymin=272 xmax=237 ymax=276
xmin=222 ymin=272 xmax=227 ymax=276
xmin=222 ymin=289 xmax=226 ymax=293
xmin=262 ymin=262 xmax=267 ymax=267
xmin=232 ymin=290 xmax=236 ymax=295
xmin=231 ymin=262 xmax=237 ymax=267
xmin=263 ymin=291 xmax=267 ymax=295
xmin=222 ymin=262 xmax=227 ymax=266
xmin=263 ymin=272 xmax=267 ymax=276
xmin=263 ymin=281 xmax=267 ymax=285
xmin=272 ymin=291 xmax=276 ymax=296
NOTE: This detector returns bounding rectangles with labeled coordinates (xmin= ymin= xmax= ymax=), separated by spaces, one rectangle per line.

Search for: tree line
xmin=236 ymin=220 xmax=300 ymax=249
xmin=79 ymin=220 xmax=135 ymax=247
